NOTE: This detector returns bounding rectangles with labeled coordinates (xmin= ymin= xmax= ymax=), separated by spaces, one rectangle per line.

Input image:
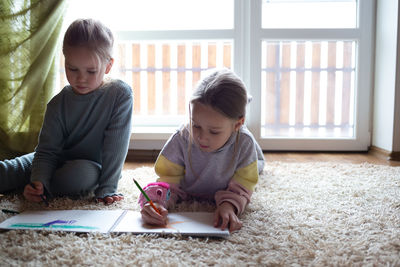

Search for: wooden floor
xmin=124 ymin=151 xmax=400 ymax=169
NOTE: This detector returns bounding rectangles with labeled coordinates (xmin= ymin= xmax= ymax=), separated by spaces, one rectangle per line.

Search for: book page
xmin=0 ymin=210 xmax=229 ymax=237
xmin=114 ymin=211 xmax=229 ymax=237
xmin=0 ymin=210 xmax=125 ymax=233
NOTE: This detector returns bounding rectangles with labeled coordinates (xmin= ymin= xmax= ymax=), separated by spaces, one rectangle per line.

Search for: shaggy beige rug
xmin=0 ymin=162 xmax=399 ymax=266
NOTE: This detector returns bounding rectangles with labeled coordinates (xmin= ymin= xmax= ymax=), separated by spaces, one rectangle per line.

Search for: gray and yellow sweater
xmin=153 ymin=125 xmax=264 ymax=215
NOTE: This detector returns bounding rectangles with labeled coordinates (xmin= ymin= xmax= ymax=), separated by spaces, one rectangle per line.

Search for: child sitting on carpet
xmin=138 ymin=68 xmax=264 ymax=232
xmin=0 ymin=19 xmax=133 ymax=205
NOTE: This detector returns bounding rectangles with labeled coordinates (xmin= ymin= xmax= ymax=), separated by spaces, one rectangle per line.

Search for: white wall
xmin=372 ymin=0 xmax=400 ymax=152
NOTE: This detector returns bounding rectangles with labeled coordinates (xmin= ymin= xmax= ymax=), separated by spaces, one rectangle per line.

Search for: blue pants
xmin=0 ymin=152 xmax=101 ymax=196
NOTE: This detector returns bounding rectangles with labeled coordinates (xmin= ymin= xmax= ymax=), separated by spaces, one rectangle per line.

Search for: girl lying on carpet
xmin=139 ymin=69 xmax=264 ymax=232
xmin=0 ymin=19 xmax=132 ymax=205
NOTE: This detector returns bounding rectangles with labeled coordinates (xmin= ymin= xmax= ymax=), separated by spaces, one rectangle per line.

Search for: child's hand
xmin=214 ymin=202 xmax=243 ymax=232
xmin=140 ymin=202 xmax=168 ymax=226
xmin=23 ymin=181 xmax=45 ymax=203
xmin=96 ymin=193 xmax=124 ymax=205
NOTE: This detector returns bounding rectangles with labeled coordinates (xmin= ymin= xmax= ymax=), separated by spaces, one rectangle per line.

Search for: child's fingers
xmin=228 ymin=215 xmax=243 ymax=232
xmin=23 ymin=191 xmax=43 ymax=202
xmin=95 ymin=194 xmax=124 ymax=205
xmin=104 ymin=196 xmax=114 ymax=205
xmin=220 ymin=215 xmax=229 ymax=230
xmin=141 ymin=213 xmax=163 ymax=225
xmin=23 ymin=183 xmax=43 ymax=202
xmin=29 ymin=195 xmax=44 ymax=202
xmin=141 ymin=205 xmax=167 ymax=225
xmin=159 ymin=206 xmax=168 ymax=217
xmin=214 ymin=210 xmax=242 ymax=232
xmin=214 ymin=213 xmax=226 ymax=230
xmin=112 ymin=194 xmax=124 ymax=202
xmin=214 ymin=208 xmax=230 ymax=229
xmin=24 ymin=193 xmax=42 ymax=202
xmin=213 ymin=211 xmax=223 ymax=227
xmin=30 ymin=181 xmax=44 ymax=194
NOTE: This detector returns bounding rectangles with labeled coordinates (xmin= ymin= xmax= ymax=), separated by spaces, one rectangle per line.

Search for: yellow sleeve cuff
xmin=232 ymin=161 xmax=259 ymax=191
xmin=154 ymin=154 xmax=185 ymax=184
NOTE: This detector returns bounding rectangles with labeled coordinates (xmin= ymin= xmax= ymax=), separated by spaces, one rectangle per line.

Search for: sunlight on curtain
xmin=0 ymin=0 xmax=66 ymax=159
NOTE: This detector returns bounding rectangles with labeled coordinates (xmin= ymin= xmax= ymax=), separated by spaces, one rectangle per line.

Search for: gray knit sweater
xmin=31 ymin=79 xmax=133 ymax=198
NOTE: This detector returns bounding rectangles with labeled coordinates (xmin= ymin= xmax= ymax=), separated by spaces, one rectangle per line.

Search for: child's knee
xmin=50 ymin=159 xmax=101 ymax=195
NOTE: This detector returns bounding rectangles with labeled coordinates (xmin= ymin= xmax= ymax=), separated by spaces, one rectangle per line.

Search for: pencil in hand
xmin=133 ymin=179 xmax=161 ymax=215
xmin=30 ymin=182 xmax=49 ymax=207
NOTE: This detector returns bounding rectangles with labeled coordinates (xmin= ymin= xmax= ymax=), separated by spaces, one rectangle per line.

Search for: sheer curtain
xmin=0 ymin=0 xmax=66 ymax=159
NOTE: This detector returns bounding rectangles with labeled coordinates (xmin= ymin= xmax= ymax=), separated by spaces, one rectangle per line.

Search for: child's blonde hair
xmin=62 ymin=18 xmax=114 ymax=62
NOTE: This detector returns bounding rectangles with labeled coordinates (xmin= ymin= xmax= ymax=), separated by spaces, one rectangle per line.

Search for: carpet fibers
xmin=0 ymin=162 xmax=399 ymax=266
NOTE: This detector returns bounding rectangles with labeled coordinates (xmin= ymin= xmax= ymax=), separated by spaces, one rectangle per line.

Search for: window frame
xmin=62 ymin=0 xmax=375 ymax=151
xmin=115 ymin=30 xmax=237 ymax=150
xmin=245 ymin=0 xmax=375 ymax=151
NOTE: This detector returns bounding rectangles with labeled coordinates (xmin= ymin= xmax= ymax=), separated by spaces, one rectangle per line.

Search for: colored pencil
xmin=30 ymin=182 xmax=49 ymax=207
xmin=133 ymin=179 xmax=161 ymax=215
xmin=1 ymin=209 xmax=20 ymax=214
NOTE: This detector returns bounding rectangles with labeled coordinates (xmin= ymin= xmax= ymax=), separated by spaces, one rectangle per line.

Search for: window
xmin=60 ymin=0 xmax=235 ymax=149
xmin=261 ymin=40 xmax=356 ymax=138
xmin=248 ymin=0 xmax=374 ymax=150
xmin=60 ymin=0 xmax=375 ymax=151
xmin=262 ymin=0 xmax=357 ymax=28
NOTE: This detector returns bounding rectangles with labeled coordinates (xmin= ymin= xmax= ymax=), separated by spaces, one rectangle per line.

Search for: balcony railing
xmin=59 ymin=40 xmax=232 ymax=129
xmin=59 ymin=40 xmax=355 ymax=138
xmin=261 ymin=40 xmax=355 ymax=138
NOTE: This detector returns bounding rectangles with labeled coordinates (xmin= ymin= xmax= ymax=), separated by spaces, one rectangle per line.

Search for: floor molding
xmin=369 ymin=146 xmax=400 ymax=161
xmin=389 ymin=151 xmax=400 ymax=161
xmin=126 ymin=149 xmax=160 ymax=161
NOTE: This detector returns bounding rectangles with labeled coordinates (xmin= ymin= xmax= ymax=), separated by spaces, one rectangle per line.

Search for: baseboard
xmin=369 ymin=146 xmax=400 ymax=161
xmin=126 ymin=147 xmax=400 ymax=162
xmin=389 ymin=151 xmax=400 ymax=161
xmin=126 ymin=149 xmax=160 ymax=161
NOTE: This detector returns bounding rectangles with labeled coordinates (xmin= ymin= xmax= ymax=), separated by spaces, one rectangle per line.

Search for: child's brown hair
xmin=186 ymin=68 xmax=250 ymax=177
xmin=190 ymin=68 xmax=249 ymax=121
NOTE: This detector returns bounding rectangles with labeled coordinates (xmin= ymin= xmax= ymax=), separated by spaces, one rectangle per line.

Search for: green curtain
xmin=0 ymin=0 xmax=67 ymax=159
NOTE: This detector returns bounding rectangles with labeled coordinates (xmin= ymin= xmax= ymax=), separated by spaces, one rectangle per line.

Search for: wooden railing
xmin=261 ymin=40 xmax=355 ymax=137
xmin=59 ymin=40 xmax=355 ymax=137
xmin=60 ymin=41 xmax=232 ymax=125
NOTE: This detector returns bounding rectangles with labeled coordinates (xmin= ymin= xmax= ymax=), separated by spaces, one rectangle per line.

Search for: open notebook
xmin=0 ymin=210 xmax=229 ymax=237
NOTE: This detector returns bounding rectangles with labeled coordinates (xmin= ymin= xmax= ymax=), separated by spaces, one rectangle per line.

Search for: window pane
xmin=262 ymin=0 xmax=357 ymax=29
xmin=59 ymin=40 xmax=233 ymax=130
xmin=261 ymin=40 xmax=356 ymax=138
xmin=64 ymin=0 xmax=234 ymax=31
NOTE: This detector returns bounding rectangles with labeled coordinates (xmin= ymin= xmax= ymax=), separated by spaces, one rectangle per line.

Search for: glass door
xmin=246 ymin=0 xmax=375 ymax=150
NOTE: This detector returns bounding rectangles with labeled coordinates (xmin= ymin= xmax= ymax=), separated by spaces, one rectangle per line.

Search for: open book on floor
xmin=0 ymin=210 xmax=229 ymax=237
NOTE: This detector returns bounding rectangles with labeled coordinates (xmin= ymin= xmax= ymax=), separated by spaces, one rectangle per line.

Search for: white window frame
xmin=120 ymin=0 xmax=375 ymax=151
xmin=245 ymin=0 xmax=375 ymax=151
xmin=118 ymin=28 xmax=238 ymax=150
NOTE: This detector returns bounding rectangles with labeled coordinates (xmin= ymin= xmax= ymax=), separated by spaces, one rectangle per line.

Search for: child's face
xmin=64 ymin=46 xmax=113 ymax=95
xmin=191 ymin=102 xmax=244 ymax=153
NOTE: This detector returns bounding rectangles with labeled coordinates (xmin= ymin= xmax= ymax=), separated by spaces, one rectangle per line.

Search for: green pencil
xmin=133 ymin=179 xmax=161 ymax=215
xmin=1 ymin=209 xmax=20 ymax=214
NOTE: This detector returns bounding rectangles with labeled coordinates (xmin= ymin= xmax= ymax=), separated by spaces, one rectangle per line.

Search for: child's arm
xmin=139 ymin=154 xmax=186 ymax=210
xmin=94 ymin=83 xmax=133 ymax=203
xmin=215 ymin=160 xmax=259 ymax=216
xmin=30 ymin=101 xmax=65 ymax=195
xmin=138 ymin=154 xmax=186 ymax=225
xmin=213 ymin=162 xmax=258 ymax=232
xmin=154 ymin=154 xmax=187 ymax=206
